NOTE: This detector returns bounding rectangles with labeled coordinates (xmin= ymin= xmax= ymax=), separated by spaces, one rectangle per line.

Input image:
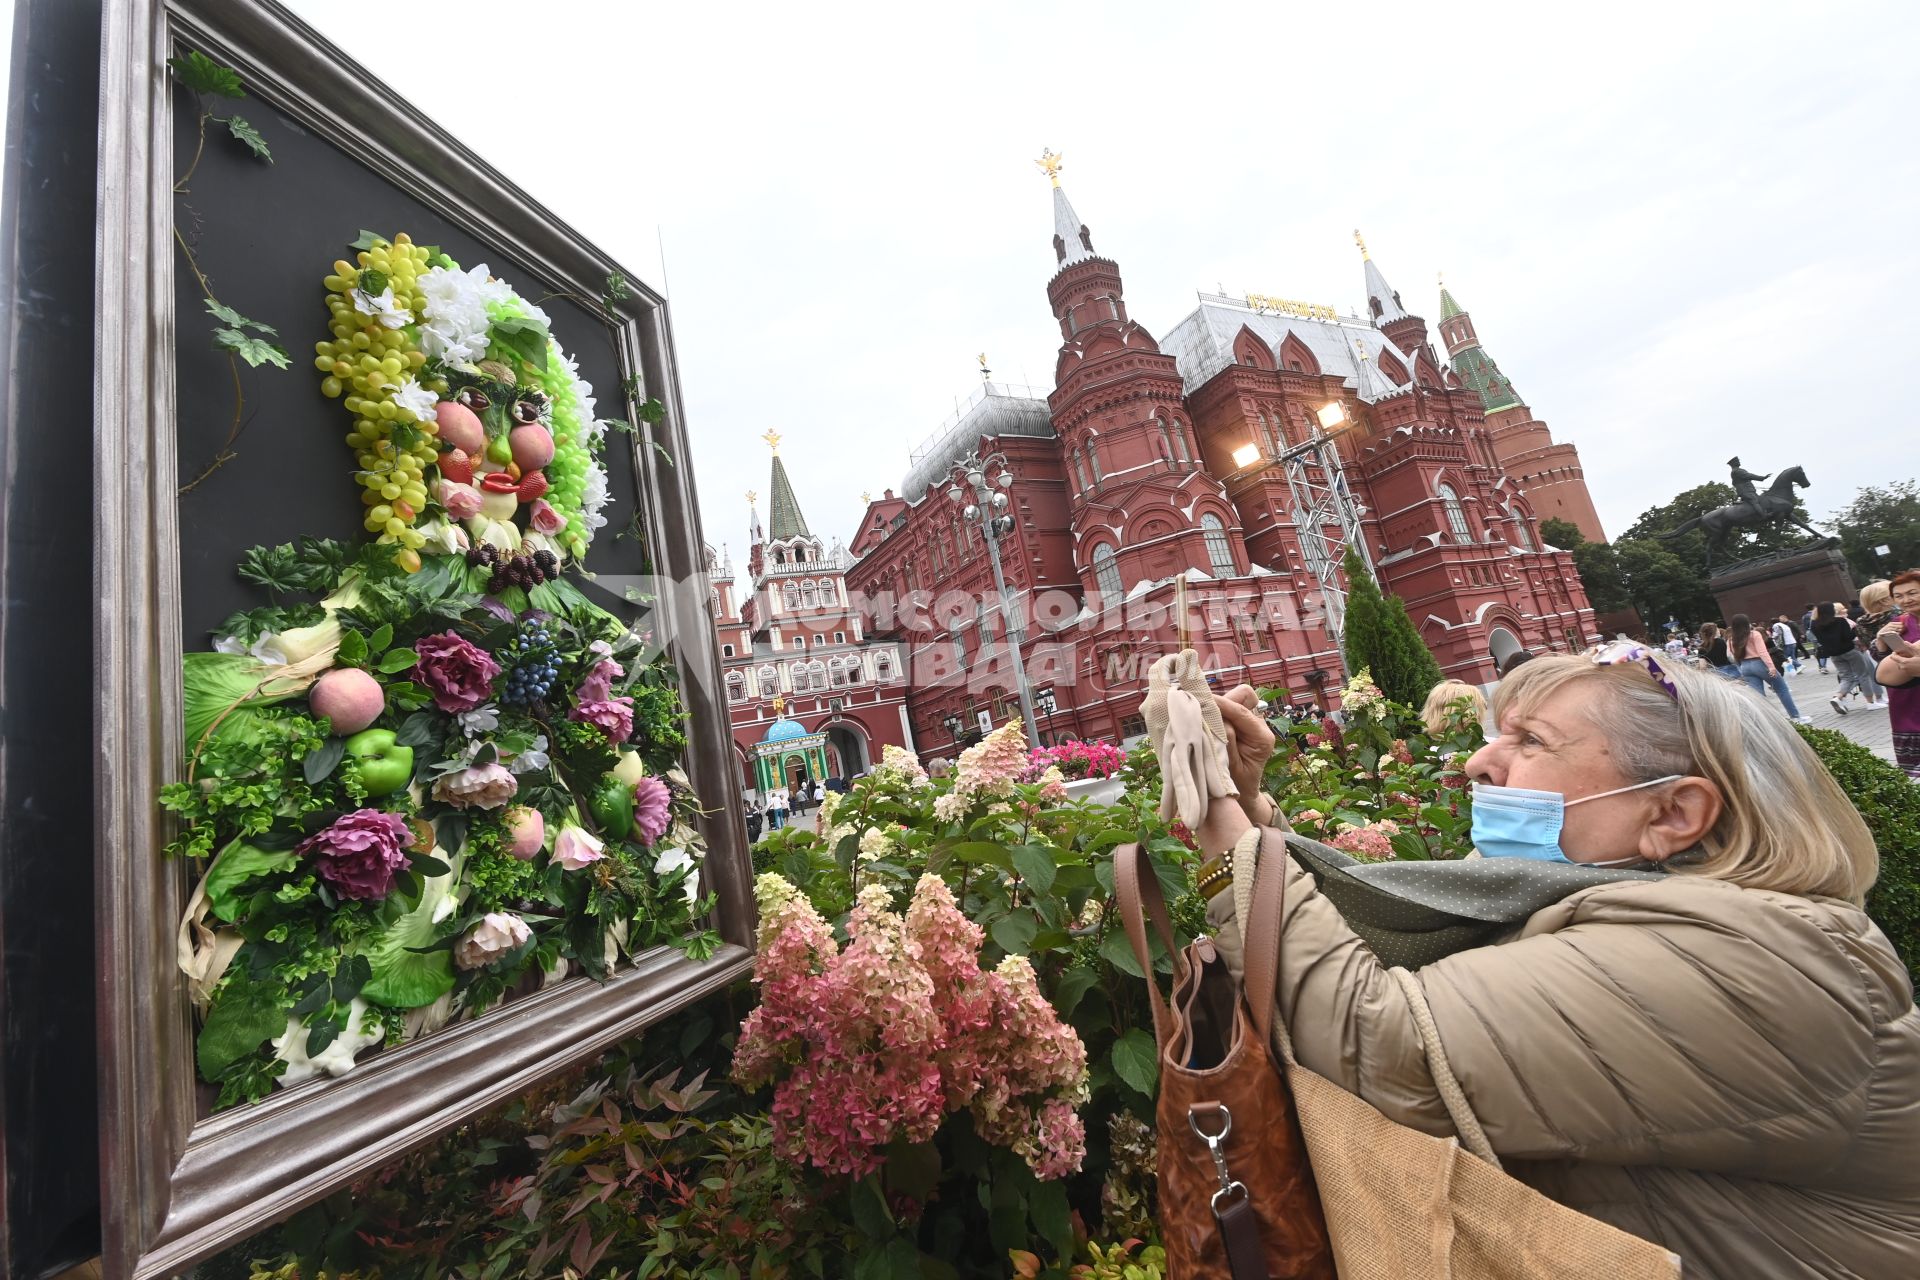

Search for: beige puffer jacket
xmin=1207 ymin=845 xmax=1920 ymax=1279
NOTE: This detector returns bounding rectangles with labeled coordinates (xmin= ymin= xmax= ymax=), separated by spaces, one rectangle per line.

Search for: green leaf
xmin=366 ymin=623 xmax=394 ymax=654
xmin=204 ymin=840 xmax=297 ymax=922
xmin=302 ymin=737 xmax=346 ymax=784
xmin=395 ymin=710 xmax=441 ymax=749
xmin=990 ymin=911 xmax=1037 ymax=956
xmin=1111 ymin=1027 xmax=1159 ymax=1097
xmin=213 ymin=327 xmax=291 ymax=369
xmin=1010 ymin=845 xmax=1057 ymax=896
xmin=377 ymin=647 xmax=419 ymax=674
xmin=336 ymin=629 xmax=368 ymax=667
xmin=360 ymin=862 xmax=457 ymax=1008
xmin=489 ymin=315 xmax=549 ymax=372
xmin=849 ymin=1173 xmax=894 ymax=1241
xmin=357 ymin=268 xmax=390 ymax=297
xmin=349 ymin=230 xmax=389 ymax=251
xmin=168 ymin=51 xmax=245 ymax=98
xmin=305 ymin=1018 xmax=343 ymax=1059
xmin=197 ymin=978 xmax=286 ymax=1080
xmin=204 ymin=297 xmax=251 ymax=329
xmin=1027 ymin=1177 xmax=1073 ymax=1260
xmin=1048 ymin=965 xmax=1100 ymax=1019
xmin=637 ymin=397 xmax=667 ymax=424
xmin=1100 ymin=928 xmax=1145 ymax=978
xmin=224 ymin=114 xmax=271 ymax=162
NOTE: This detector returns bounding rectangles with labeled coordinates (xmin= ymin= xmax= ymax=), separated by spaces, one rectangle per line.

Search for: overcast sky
xmin=282 ymin=0 xmax=1918 ymax=556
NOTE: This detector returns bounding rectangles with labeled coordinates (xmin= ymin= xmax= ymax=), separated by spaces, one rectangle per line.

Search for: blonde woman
xmin=1420 ymin=678 xmax=1488 ymax=738
xmin=1190 ymin=647 xmax=1918 ymax=1277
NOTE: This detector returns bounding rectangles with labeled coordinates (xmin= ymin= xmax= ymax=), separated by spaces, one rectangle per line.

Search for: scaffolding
xmin=1282 ymin=427 xmax=1372 ymax=680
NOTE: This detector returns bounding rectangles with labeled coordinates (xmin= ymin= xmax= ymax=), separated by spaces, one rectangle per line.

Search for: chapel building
xmin=837 ymin=162 xmax=1600 ymax=754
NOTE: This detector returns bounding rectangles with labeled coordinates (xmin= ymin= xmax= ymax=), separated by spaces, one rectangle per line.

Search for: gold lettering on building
xmin=1244 ymin=293 xmax=1338 ymax=322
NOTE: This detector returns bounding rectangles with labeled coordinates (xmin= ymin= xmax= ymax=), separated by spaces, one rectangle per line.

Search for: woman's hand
xmin=1215 ymin=685 xmax=1277 ymax=823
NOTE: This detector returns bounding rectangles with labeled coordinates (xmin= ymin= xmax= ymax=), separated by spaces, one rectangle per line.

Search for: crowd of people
xmin=742 ymin=775 xmax=841 ymax=841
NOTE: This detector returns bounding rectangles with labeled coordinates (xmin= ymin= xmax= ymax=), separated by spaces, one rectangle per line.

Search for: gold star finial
xmin=1353 ymin=229 xmax=1369 ymax=260
xmin=860 ymin=490 xmax=872 ymax=505
xmin=1036 ymin=148 xmax=1064 ymax=188
xmin=761 ymin=429 xmax=781 ymax=454
xmin=745 ymin=489 xmax=758 ymax=506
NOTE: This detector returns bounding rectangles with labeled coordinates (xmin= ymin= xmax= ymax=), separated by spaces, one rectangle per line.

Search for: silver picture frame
xmin=91 ymin=2 xmax=754 ymax=1275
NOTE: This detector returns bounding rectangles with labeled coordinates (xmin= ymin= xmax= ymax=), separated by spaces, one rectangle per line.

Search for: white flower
xmin=857 ymin=826 xmax=893 ymax=864
xmin=352 ymin=285 xmax=410 ymax=329
xmin=933 ymin=791 xmax=971 ymax=822
xmin=457 ymin=705 xmax=500 ymax=736
xmin=418 ymin=518 xmax=470 ymax=556
xmin=509 ymin=734 xmax=550 ymax=774
xmin=417 ymin=263 xmax=498 ymax=365
xmin=652 ymin=845 xmax=702 ymax=906
xmin=817 ymin=790 xmax=841 ymax=825
xmin=390 ymin=377 xmax=440 ymax=421
xmin=271 ymin=998 xmax=384 ymax=1086
xmin=580 ymin=463 xmax=612 ymax=531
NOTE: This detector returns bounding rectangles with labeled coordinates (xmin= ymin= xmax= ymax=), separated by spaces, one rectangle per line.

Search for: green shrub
xmin=1797 ymin=727 xmax=1920 ymax=985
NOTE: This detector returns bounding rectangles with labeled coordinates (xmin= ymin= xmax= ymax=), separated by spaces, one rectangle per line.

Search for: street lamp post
xmin=949 ymin=450 xmax=1042 ymax=748
xmin=1034 ymin=686 xmax=1057 ymax=743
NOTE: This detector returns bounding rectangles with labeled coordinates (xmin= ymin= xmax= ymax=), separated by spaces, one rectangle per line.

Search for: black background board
xmin=0 ymin=2 xmax=106 ymax=1276
xmin=171 ymin=79 xmax=653 ymax=644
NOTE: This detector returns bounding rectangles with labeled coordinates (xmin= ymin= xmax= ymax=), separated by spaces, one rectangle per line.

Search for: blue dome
xmin=761 ymin=717 xmax=809 ymax=745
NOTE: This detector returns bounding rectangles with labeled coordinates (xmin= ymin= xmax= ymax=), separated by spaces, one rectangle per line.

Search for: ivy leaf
xmin=357 ymin=268 xmax=390 ymax=297
xmin=224 ymin=114 xmax=272 ymax=162
xmin=302 ymin=738 xmax=346 ymax=785
xmin=377 ymin=647 xmax=419 ymax=674
xmin=305 ymin=1018 xmax=343 ymax=1059
xmin=236 ymin=542 xmax=303 ymax=595
xmin=602 ymin=270 xmax=631 ymax=309
xmin=197 ymin=978 xmax=287 ymax=1081
xmin=168 ymin=51 xmax=245 ymax=99
xmin=1111 ymin=1027 xmax=1159 ymax=1097
xmin=349 ymin=230 xmax=389 ymax=251
xmin=213 ymin=327 xmax=291 ymax=369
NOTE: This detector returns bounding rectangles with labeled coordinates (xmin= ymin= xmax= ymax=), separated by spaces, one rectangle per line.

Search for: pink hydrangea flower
xmin=431 ymin=761 xmax=517 ymax=810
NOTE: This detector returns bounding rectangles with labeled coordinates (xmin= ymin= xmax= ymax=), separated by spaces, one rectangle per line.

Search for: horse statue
xmin=1657 ymin=465 xmax=1827 ymax=572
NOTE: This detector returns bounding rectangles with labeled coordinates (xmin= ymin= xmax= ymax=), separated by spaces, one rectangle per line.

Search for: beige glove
xmin=1142 ymin=649 xmax=1238 ymax=828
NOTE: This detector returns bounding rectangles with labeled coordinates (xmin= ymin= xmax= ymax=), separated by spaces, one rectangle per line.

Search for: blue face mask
xmin=1470 ymin=776 xmax=1683 ymax=866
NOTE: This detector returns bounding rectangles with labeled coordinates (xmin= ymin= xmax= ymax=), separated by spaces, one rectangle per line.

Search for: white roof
xmin=1159 ymin=294 xmax=1416 ymax=401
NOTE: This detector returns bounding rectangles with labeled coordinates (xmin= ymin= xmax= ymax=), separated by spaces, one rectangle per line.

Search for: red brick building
xmin=841 ymin=167 xmax=1600 ymax=756
xmin=711 ymin=437 xmax=913 ymax=794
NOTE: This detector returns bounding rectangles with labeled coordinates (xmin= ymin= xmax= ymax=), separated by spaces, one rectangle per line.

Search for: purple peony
xmin=412 ymin=630 xmax=501 ymax=713
xmin=298 ymin=809 xmax=412 ymax=901
xmin=569 ymin=695 xmax=635 ymax=746
xmin=632 ymin=774 xmax=672 ymax=846
xmin=576 ymin=648 xmax=623 ymax=704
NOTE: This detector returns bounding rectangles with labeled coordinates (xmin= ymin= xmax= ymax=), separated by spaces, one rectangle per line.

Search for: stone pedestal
xmin=1710 ymin=544 xmax=1855 ymax=625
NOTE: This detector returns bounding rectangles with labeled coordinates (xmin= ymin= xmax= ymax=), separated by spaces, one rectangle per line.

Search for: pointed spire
xmin=746 ymin=489 xmax=762 ymax=545
xmin=767 ymin=454 xmax=812 ymax=541
xmin=1355 ymin=229 xmax=1407 ymax=323
xmin=1040 ymin=148 xmax=1094 ymax=266
xmin=1438 ymin=272 xmax=1464 ymax=320
xmin=1437 ymin=284 xmax=1523 ymax=412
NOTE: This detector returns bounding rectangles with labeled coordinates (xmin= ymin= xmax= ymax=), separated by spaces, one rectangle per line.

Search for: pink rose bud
xmin=503 ymin=805 xmax=546 ymax=860
xmin=553 ymin=824 xmax=605 ymax=871
xmin=527 ymin=498 xmax=565 ymax=535
xmin=440 ymin=481 xmax=483 ymax=520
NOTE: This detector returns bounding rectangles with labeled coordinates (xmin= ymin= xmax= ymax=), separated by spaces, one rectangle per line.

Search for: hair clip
xmin=1589 ymin=640 xmax=1679 ymax=699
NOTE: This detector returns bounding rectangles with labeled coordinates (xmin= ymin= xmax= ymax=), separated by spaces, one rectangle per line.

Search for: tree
xmin=1539 ymin=518 xmax=1585 ymax=551
xmin=1615 ymin=539 xmax=1717 ymax=631
xmin=1828 ymin=481 xmax=1920 ymax=581
xmin=1536 ymin=518 xmax=1632 ymax=613
xmin=1341 ymin=548 xmax=1444 ymax=707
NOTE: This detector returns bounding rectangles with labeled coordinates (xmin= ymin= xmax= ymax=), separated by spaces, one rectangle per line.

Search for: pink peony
xmin=297 ymin=809 xmax=412 ymax=901
xmin=411 ymin=631 xmax=501 ymax=713
xmin=569 ymin=696 xmax=634 ymax=746
xmin=437 ymin=480 xmax=483 ymax=520
xmin=503 ymin=805 xmax=545 ymax=859
xmin=631 ymin=774 xmax=671 ymax=845
xmin=526 ymin=498 xmax=565 ymax=535
xmin=576 ymin=649 xmax=624 ymax=704
xmin=552 ymin=824 xmax=604 ymax=871
xmin=454 ymin=912 xmax=531 ymax=970
xmin=431 ymin=762 xmax=517 ymax=810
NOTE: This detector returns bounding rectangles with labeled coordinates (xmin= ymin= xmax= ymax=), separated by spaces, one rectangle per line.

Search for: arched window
xmin=1073 ymin=449 xmax=1092 ymax=494
xmin=1200 ymin=513 xmax=1236 ymax=577
xmin=800 ymin=578 xmax=818 ymax=608
xmin=1087 ymin=441 xmax=1105 ymax=484
xmin=1157 ymin=416 xmax=1176 ymax=462
xmin=782 ymin=582 xmax=800 ymax=610
xmin=1436 ymin=483 xmax=1472 ymax=542
xmin=875 ymin=651 xmax=895 ymax=682
xmin=842 ymin=658 xmax=863 ymax=685
xmin=1509 ymin=507 xmax=1535 ymax=551
xmin=726 ymin=671 xmax=745 ymax=701
xmin=721 ymin=643 xmax=735 ymax=658
xmin=829 ymin=658 xmax=849 ymax=688
xmin=953 ymin=628 xmax=970 ymax=667
xmin=1173 ymin=419 xmax=1190 ymax=462
xmin=1092 ymin=543 xmax=1123 ymax=598
xmin=757 ymin=663 xmax=779 ymax=695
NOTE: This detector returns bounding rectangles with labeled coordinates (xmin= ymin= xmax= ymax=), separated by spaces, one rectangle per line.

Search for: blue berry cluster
xmin=500 ymin=621 xmax=562 ymax=707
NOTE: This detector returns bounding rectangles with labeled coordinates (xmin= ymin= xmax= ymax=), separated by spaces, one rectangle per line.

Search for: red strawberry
xmin=516 ymin=470 xmax=550 ymax=502
xmin=438 ymin=448 xmax=473 ymax=484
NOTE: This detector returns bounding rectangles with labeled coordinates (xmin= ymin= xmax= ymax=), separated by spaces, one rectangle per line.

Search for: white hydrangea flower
xmin=390 ymin=377 xmax=440 ymax=422
xmin=580 ymin=462 xmax=612 ymax=531
xmin=857 ymin=826 xmax=893 ymax=863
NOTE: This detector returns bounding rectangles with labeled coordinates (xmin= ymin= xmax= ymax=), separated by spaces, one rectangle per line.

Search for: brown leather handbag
xmin=1115 ymin=840 xmax=1334 ymax=1280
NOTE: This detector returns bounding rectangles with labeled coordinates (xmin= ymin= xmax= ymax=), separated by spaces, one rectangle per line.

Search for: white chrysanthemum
xmin=352 ymin=285 xmax=410 ymax=329
xmin=417 ymin=263 xmax=498 ymax=365
xmin=390 ymin=377 xmax=439 ymax=421
xmin=580 ymin=462 xmax=612 ymax=531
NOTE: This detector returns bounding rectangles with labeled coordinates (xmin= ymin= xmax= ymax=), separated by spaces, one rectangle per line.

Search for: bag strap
xmin=1113 ymin=842 xmax=1184 ymax=1049
xmin=1241 ymin=826 xmax=1291 ymax=1056
xmin=1389 ymin=967 xmax=1502 ymax=1168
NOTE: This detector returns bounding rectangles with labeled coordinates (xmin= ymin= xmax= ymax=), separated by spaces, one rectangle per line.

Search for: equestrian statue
xmin=1657 ymin=457 xmax=1829 ymax=572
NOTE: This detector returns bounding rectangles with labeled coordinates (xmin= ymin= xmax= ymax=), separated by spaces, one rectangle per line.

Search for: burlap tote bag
xmin=1235 ymin=828 xmax=1683 ymax=1279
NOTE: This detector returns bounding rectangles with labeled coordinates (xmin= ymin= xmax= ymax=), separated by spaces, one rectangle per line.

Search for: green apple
xmin=343 ymin=728 xmax=414 ymax=796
